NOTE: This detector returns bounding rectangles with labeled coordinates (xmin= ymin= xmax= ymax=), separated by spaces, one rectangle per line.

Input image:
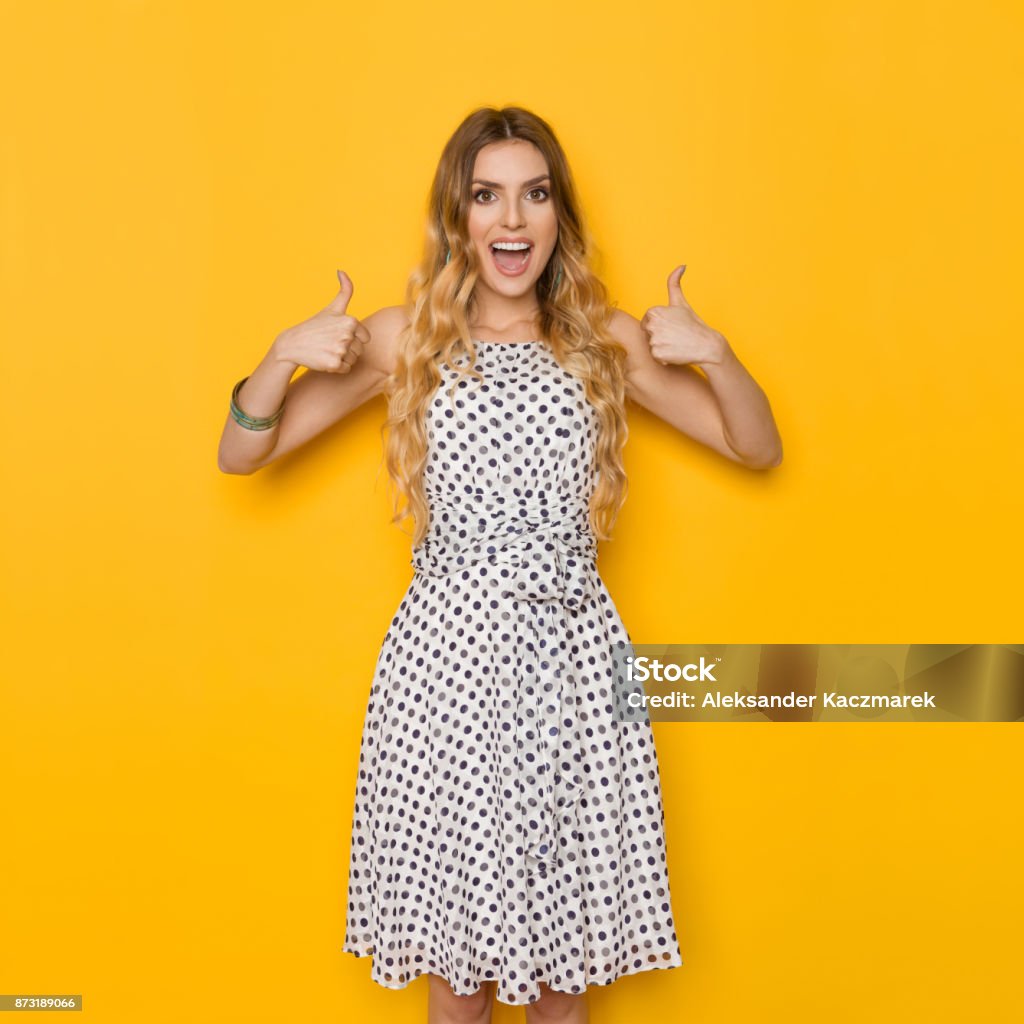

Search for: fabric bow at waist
xmin=411 ymin=493 xmax=598 ymax=870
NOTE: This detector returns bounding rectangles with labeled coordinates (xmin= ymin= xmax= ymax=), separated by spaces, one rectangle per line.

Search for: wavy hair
xmin=382 ymin=106 xmax=629 ymax=548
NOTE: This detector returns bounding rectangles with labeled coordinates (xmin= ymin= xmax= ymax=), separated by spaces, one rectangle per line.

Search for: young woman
xmin=218 ymin=106 xmax=782 ymax=1023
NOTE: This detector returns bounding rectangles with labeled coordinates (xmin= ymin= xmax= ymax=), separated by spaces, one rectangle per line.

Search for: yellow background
xmin=2 ymin=1 xmax=1021 ymax=1021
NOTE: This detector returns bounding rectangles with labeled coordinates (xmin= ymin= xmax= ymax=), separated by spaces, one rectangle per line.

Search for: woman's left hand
xmin=641 ymin=265 xmax=726 ymax=367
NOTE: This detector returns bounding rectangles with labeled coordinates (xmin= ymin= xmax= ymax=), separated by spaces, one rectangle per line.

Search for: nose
xmin=501 ymin=196 xmax=526 ymax=230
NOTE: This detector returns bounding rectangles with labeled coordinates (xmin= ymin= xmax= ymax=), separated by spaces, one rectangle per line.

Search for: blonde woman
xmin=218 ymin=106 xmax=782 ymax=1023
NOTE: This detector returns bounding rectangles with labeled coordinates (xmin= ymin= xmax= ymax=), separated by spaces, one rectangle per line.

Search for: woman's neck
xmin=468 ymin=292 xmax=542 ymax=336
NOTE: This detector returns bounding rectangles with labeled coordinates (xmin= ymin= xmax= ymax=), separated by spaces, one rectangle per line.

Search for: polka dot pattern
xmin=342 ymin=341 xmax=683 ymax=1004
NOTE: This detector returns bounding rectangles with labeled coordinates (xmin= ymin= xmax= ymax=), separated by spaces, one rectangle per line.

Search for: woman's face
xmin=465 ymin=139 xmax=558 ymax=302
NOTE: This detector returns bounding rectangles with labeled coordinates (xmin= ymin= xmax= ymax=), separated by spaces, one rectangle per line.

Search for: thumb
xmin=325 ymin=269 xmax=354 ymax=314
xmin=667 ymin=264 xmax=688 ymax=307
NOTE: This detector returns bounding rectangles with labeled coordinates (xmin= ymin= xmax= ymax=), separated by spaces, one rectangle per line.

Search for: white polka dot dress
xmin=342 ymin=340 xmax=684 ymax=1004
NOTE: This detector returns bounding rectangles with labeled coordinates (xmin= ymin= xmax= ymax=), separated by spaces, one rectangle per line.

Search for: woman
xmin=218 ymin=106 xmax=782 ymax=1022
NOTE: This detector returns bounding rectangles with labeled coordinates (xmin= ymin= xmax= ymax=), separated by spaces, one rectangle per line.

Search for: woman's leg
xmin=426 ymin=975 xmax=496 ymax=1024
xmin=524 ymin=983 xmax=589 ymax=1024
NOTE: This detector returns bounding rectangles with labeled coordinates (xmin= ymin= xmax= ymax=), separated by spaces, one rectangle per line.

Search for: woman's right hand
xmin=271 ymin=270 xmax=371 ymax=373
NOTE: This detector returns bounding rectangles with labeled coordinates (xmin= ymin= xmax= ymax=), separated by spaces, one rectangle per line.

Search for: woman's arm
xmin=609 ymin=268 xmax=783 ymax=470
xmin=217 ymin=294 xmax=402 ymax=476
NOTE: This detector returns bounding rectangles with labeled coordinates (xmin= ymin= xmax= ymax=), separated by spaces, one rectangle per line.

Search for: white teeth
xmin=491 ymin=241 xmax=531 ymax=250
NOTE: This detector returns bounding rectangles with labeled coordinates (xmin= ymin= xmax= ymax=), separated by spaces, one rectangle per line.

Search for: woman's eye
xmin=472 ymin=188 xmax=550 ymax=202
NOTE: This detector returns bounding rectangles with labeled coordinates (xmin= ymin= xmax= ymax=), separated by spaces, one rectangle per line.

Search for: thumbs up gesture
xmin=640 ymin=265 xmax=725 ymax=367
xmin=272 ymin=270 xmax=372 ymax=373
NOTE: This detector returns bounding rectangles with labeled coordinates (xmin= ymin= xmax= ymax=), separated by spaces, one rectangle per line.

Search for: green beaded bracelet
xmin=230 ymin=376 xmax=285 ymax=431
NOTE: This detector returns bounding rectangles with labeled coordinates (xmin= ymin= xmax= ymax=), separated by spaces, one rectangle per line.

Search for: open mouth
xmin=489 ymin=243 xmax=533 ymax=276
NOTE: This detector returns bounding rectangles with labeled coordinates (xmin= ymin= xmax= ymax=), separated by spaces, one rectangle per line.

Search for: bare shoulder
xmin=605 ymin=306 xmax=644 ymax=348
xmin=604 ymin=307 xmax=652 ymax=402
xmin=358 ymin=304 xmax=409 ymax=392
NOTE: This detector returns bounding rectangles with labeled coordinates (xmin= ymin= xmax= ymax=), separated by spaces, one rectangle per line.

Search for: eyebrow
xmin=471 ymin=174 xmax=551 ymax=189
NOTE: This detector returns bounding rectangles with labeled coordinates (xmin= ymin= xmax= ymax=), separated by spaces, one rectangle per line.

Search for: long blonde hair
xmin=383 ymin=106 xmax=629 ymax=547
